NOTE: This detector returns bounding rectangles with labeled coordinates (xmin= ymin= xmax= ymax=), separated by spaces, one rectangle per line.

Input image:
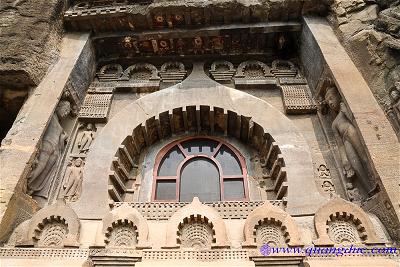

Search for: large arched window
xmin=152 ymin=137 xmax=248 ymax=202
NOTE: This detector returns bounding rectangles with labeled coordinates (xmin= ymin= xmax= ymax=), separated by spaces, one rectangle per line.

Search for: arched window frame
xmin=152 ymin=137 xmax=249 ymax=202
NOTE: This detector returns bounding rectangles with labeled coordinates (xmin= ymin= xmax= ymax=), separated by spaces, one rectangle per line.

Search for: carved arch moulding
xmin=242 ymin=201 xmax=302 ymax=248
xmin=71 ymin=84 xmax=327 ymax=219
xmin=108 ymin=106 xmax=286 ymax=205
xmin=13 ymin=200 xmax=80 ymax=248
xmin=313 ymin=197 xmax=381 ymax=246
xmin=98 ymin=204 xmax=151 ymax=249
xmin=163 ymin=197 xmax=229 ymax=249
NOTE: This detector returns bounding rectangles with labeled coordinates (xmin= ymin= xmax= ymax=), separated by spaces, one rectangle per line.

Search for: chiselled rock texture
xmin=327 ymin=0 xmax=400 ymax=135
xmin=0 ymin=0 xmax=66 ymax=142
xmin=0 ymin=0 xmax=65 ymax=88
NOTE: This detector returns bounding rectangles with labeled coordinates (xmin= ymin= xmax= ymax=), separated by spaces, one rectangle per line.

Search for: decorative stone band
xmin=142 ymin=250 xmax=249 ymax=261
xmin=113 ymin=201 xmax=285 ymax=220
xmin=0 ymin=248 xmax=89 ymax=259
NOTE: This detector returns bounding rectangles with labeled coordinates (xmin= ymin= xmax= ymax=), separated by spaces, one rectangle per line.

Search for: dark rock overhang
xmin=65 ymin=0 xmax=328 ymax=32
xmin=94 ymin=22 xmax=301 ymax=62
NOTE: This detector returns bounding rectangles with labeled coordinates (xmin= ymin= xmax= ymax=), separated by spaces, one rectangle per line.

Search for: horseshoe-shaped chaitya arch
xmin=71 ymin=70 xmax=327 ymax=219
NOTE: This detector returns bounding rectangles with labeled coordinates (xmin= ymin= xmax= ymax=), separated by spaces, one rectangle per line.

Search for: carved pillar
xmin=0 ymin=33 xmax=94 ymax=243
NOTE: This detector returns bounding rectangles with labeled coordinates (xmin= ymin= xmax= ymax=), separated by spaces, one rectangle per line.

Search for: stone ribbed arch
xmin=164 ymin=197 xmax=229 ymax=248
xmin=235 ymin=60 xmax=271 ymax=77
xmin=160 ymin=61 xmax=185 ymax=72
xmin=107 ymin=107 xmax=285 ymax=204
xmin=101 ymin=204 xmax=151 ymax=248
xmin=123 ymin=63 xmax=159 ymax=80
xmin=211 ymin=60 xmax=235 ymax=72
xmin=314 ymin=197 xmax=381 ymax=245
xmin=72 ymin=62 xmax=327 ymax=219
xmin=242 ymin=201 xmax=302 ymax=247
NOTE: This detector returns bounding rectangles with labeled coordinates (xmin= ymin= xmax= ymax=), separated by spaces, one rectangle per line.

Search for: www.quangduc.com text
xmin=260 ymin=244 xmax=399 ymax=257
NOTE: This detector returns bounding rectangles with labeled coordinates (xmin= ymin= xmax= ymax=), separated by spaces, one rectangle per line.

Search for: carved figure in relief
xmin=318 ymin=164 xmax=331 ymax=178
xmin=211 ymin=36 xmax=224 ymax=54
xmin=176 ymin=38 xmax=185 ymax=55
xmin=322 ymin=181 xmax=335 ymax=194
xmin=387 ymin=82 xmax=400 ymax=131
xmin=346 ymin=182 xmax=362 ymax=204
xmin=193 ymin=37 xmax=204 ymax=54
xmin=77 ymin=123 xmax=95 ymax=154
xmin=324 ymin=87 xmax=373 ymax=196
xmin=63 ymin=158 xmax=84 ymax=202
xmin=27 ymin=101 xmax=71 ymax=205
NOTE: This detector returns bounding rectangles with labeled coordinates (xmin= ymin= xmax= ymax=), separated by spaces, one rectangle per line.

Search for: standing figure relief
xmin=323 ymin=86 xmax=376 ymax=198
xmin=63 ymin=158 xmax=84 ymax=202
xmin=77 ymin=123 xmax=95 ymax=154
xmin=387 ymin=82 xmax=400 ymax=133
xmin=27 ymin=101 xmax=71 ymax=206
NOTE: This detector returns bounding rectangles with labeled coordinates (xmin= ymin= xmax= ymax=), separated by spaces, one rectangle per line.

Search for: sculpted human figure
xmin=63 ymin=158 xmax=84 ymax=202
xmin=27 ymin=101 xmax=70 ymax=206
xmin=346 ymin=182 xmax=362 ymax=204
xmin=324 ymin=87 xmax=373 ymax=195
xmin=387 ymin=83 xmax=400 ymax=131
xmin=77 ymin=123 xmax=95 ymax=154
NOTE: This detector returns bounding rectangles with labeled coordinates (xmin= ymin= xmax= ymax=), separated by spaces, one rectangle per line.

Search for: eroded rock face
xmin=0 ymin=0 xmax=65 ymax=89
xmin=0 ymin=0 xmax=66 ymax=143
xmin=327 ymin=0 xmax=400 ymax=136
xmin=376 ymin=4 xmax=400 ymax=38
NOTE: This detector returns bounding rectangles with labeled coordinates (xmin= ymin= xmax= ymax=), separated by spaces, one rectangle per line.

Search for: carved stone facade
xmin=1 ymin=1 xmax=399 ymax=267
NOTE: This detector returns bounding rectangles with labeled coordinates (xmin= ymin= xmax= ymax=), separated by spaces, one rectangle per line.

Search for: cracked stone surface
xmin=0 ymin=0 xmax=65 ymax=89
xmin=327 ymin=0 xmax=400 ymax=128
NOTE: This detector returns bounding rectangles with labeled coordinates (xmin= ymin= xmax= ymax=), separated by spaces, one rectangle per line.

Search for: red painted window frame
xmin=152 ymin=136 xmax=249 ymax=202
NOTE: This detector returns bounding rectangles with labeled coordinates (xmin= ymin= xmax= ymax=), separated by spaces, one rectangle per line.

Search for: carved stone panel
xmin=316 ymin=164 xmax=336 ymax=196
xmin=78 ymin=93 xmax=113 ymax=123
xmin=280 ymin=83 xmax=317 ymax=114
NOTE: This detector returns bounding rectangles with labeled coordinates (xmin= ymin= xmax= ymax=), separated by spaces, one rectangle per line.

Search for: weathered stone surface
xmin=0 ymin=0 xmax=65 ymax=88
xmin=327 ymin=0 xmax=400 ymax=136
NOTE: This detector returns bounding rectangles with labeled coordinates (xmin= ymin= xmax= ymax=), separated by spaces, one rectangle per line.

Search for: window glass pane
xmin=158 ymin=146 xmax=185 ymax=176
xmin=223 ymin=179 xmax=245 ymax=200
xmin=181 ymin=139 xmax=219 ymax=156
xmin=156 ymin=180 xmax=176 ymax=200
xmin=180 ymin=158 xmax=220 ymax=202
xmin=215 ymin=145 xmax=242 ymax=175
